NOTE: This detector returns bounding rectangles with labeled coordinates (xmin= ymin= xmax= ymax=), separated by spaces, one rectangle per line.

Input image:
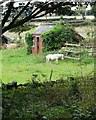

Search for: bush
xmin=25 ymin=32 xmax=33 ymax=55
xmin=91 ymin=4 xmax=96 ymax=19
xmin=42 ymin=24 xmax=78 ymax=51
xmin=2 ymin=76 xmax=96 ymax=120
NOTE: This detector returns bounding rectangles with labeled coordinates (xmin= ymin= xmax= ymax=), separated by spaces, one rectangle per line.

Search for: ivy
xmin=25 ymin=32 xmax=33 ymax=55
xmin=42 ymin=24 xmax=77 ymax=51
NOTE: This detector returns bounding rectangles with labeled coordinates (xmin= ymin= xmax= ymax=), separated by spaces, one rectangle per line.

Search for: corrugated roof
xmin=32 ymin=25 xmax=54 ymax=34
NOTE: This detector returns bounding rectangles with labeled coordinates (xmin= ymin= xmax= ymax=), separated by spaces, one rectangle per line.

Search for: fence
xmin=64 ymin=43 xmax=81 ymax=60
xmin=82 ymin=42 xmax=96 ymax=49
xmin=62 ymin=42 xmax=95 ymax=60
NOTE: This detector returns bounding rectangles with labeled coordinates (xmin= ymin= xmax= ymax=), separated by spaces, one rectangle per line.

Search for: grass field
xmin=0 ymin=48 xmax=94 ymax=84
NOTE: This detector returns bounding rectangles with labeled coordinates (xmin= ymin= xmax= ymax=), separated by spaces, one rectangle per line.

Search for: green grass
xmin=0 ymin=48 xmax=94 ymax=84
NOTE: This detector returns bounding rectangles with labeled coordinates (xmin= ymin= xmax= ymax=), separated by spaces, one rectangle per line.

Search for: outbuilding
xmin=32 ymin=25 xmax=54 ymax=54
xmin=1 ymin=35 xmax=12 ymax=49
xmin=31 ymin=24 xmax=84 ymax=54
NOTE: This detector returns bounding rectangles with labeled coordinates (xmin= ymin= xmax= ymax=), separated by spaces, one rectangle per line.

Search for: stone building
xmin=32 ymin=25 xmax=54 ymax=54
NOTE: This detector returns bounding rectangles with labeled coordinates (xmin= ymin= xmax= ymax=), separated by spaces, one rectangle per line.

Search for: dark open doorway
xmin=37 ymin=37 xmax=40 ymax=54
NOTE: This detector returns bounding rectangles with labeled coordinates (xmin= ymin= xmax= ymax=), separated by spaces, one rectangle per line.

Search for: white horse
xmin=46 ymin=54 xmax=64 ymax=63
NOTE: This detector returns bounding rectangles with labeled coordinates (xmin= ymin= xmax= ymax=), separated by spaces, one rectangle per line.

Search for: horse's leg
xmin=46 ymin=58 xmax=49 ymax=63
xmin=56 ymin=58 xmax=58 ymax=64
xmin=46 ymin=58 xmax=50 ymax=63
xmin=62 ymin=56 xmax=64 ymax=60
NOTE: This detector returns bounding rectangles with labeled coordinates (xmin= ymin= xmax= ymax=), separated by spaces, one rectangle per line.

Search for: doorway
xmin=37 ymin=37 xmax=40 ymax=54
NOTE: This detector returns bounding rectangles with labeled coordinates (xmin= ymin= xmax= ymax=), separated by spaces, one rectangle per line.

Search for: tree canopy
xmin=91 ymin=4 xmax=96 ymax=19
xmin=0 ymin=1 xmax=95 ymax=35
xmin=1 ymin=1 xmax=76 ymax=34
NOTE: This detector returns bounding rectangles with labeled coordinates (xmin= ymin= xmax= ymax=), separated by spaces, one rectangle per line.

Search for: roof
xmin=75 ymin=27 xmax=88 ymax=39
xmin=2 ymin=35 xmax=12 ymax=44
xmin=32 ymin=25 xmax=54 ymax=35
xmin=2 ymin=35 xmax=12 ymax=41
xmin=75 ymin=33 xmax=84 ymax=42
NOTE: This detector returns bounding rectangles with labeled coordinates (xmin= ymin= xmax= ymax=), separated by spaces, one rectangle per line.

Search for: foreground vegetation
xmin=2 ymin=75 xmax=96 ymax=120
xmin=1 ymin=48 xmax=94 ymax=84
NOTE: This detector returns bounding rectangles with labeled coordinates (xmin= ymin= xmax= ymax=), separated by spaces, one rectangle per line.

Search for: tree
xmin=1 ymin=1 xmax=76 ymax=35
xmin=75 ymin=4 xmax=87 ymax=19
xmin=0 ymin=1 xmax=95 ymax=46
xmin=53 ymin=3 xmax=76 ymax=16
xmin=91 ymin=4 xmax=96 ymax=19
xmin=1 ymin=1 xmax=95 ymax=35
